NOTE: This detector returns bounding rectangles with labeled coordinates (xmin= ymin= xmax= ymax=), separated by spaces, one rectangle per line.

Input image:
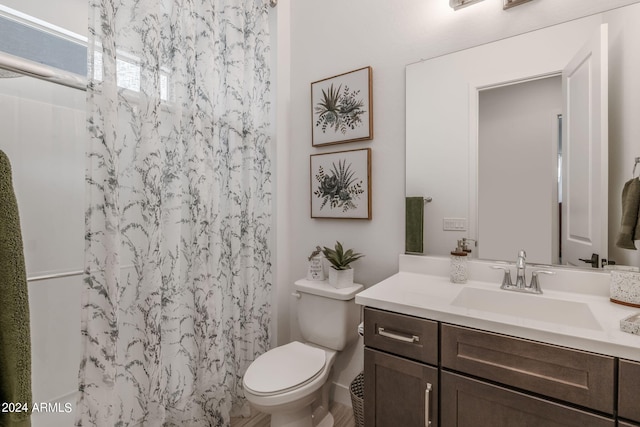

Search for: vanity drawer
xmin=364 ymin=307 xmax=438 ymax=365
xmin=441 ymin=371 xmax=615 ymax=427
xmin=619 ymin=359 xmax=640 ymax=423
xmin=441 ymin=324 xmax=615 ymax=414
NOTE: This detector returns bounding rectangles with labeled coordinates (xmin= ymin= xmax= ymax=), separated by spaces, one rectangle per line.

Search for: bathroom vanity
xmin=356 ymin=255 xmax=640 ymax=427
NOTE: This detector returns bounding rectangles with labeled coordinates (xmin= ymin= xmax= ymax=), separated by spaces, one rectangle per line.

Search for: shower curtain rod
xmin=0 ymin=51 xmax=86 ymax=91
xmin=27 ymin=269 xmax=83 ymax=283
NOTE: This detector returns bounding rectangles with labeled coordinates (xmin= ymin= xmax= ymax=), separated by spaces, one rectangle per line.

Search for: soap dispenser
xmin=460 ymin=238 xmax=476 ymax=257
xmin=450 ymin=240 xmax=468 ymax=284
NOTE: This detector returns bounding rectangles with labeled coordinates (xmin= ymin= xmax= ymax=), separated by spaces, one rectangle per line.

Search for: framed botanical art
xmin=310 ymin=148 xmax=371 ymax=219
xmin=311 ymin=66 xmax=373 ymax=147
xmin=503 ymin=0 xmax=532 ymax=9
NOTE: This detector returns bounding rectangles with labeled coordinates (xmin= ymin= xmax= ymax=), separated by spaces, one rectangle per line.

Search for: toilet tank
xmin=293 ymin=279 xmax=363 ymax=351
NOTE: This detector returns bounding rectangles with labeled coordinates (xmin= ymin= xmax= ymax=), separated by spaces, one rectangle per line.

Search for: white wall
xmin=272 ymin=0 xmax=292 ymax=351
xmin=283 ymin=0 xmax=640 ymax=405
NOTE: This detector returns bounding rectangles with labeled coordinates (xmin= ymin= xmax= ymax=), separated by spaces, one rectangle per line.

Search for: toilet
xmin=243 ymin=279 xmax=363 ymax=427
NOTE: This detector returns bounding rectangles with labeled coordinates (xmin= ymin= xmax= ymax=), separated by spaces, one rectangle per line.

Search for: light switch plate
xmin=443 ymin=218 xmax=467 ymax=231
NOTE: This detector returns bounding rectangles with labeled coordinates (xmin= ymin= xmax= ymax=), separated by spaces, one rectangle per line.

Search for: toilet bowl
xmin=242 ymin=279 xmax=363 ymax=427
xmin=243 ymin=341 xmax=337 ymax=427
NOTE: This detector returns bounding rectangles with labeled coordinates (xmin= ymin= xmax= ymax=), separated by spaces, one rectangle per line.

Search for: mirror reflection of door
xmin=477 ymin=24 xmax=608 ymax=267
xmin=561 ymin=24 xmax=608 ymax=268
xmin=478 ymin=76 xmax=562 ymax=265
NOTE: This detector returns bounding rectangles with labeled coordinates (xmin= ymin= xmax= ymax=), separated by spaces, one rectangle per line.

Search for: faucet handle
xmin=517 ymin=250 xmax=527 ymax=267
xmin=529 ymin=270 xmax=554 ymax=294
xmin=491 ymin=265 xmax=513 ymax=289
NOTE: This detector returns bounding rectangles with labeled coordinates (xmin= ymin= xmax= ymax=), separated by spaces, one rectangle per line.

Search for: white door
xmin=561 ymin=24 xmax=608 ymax=268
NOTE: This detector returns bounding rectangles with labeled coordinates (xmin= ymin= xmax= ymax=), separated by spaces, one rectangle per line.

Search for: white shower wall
xmin=0 ymin=75 xmax=85 ymax=426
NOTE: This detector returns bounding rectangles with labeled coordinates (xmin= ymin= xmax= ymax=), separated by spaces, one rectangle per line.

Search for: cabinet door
xmin=619 ymin=359 xmax=640 ymax=423
xmin=365 ymin=347 xmax=438 ymax=427
xmin=441 ymin=371 xmax=614 ymax=427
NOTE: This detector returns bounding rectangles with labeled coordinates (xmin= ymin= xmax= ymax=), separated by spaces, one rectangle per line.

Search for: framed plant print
xmin=503 ymin=0 xmax=532 ymax=9
xmin=311 ymin=66 xmax=373 ymax=147
xmin=310 ymin=148 xmax=371 ymax=219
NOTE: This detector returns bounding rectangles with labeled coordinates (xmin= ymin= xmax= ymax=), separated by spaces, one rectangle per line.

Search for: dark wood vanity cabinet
xmin=363 ymin=307 xmax=629 ymax=427
xmin=364 ymin=308 xmax=439 ymax=426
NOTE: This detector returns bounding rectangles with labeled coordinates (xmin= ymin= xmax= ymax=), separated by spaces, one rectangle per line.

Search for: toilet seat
xmin=243 ymin=341 xmax=326 ymax=396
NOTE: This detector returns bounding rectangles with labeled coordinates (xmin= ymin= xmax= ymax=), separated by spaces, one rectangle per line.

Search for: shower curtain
xmin=77 ymin=0 xmax=272 ymax=425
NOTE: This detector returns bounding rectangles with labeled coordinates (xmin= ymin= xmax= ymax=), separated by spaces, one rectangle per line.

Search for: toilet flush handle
xmin=291 ymin=291 xmax=301 ymax=299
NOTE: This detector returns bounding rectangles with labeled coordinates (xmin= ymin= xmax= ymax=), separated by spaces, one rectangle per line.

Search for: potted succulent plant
xmin=306 ymin=245 xmax=325 ymax=281
xmin=322 ymin=241 xmax=364 ymax=288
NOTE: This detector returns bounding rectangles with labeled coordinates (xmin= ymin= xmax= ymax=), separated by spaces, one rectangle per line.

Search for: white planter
xmin=328 ymin=268 xmax=354 ymax=288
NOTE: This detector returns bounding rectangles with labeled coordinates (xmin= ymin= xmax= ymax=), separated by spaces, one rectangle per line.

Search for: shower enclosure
xmin=0 ymin=69 xmax=86 ymax=427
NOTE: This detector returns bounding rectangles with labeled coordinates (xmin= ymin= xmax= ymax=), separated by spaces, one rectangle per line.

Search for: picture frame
xmin=310 ymin=148 xmax=371 ymax=219
xmin=311 ymin=67 xmax=373 ymax=147
xmin=503 ymin=0 xmax=532 ymax=9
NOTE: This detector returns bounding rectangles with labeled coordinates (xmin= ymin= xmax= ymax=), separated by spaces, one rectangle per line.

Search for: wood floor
xmin=231 ymin=401 xmax=356 ymax=427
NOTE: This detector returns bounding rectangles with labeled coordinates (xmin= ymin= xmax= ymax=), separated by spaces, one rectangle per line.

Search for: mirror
xmin=406 ymin=3 xmax=640 ymax=268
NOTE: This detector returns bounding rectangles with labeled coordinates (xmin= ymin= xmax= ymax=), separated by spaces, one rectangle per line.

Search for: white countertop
xmin=356 ymin=255 xmax=640 ymax=361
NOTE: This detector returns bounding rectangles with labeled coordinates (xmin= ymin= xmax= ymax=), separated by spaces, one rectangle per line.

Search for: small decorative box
xmin=609 ymin=269 xmax=640 ymax=308
xmin=620 ymin=313 xmax=640 ymax=336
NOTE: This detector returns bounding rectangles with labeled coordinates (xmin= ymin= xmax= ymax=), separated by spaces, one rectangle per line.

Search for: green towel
xmin=0 ymin=150 xmax=32 ymax=427
xmin=616 ymin=177 xmax=640 ymax=250
xmin=636 ymin=178 xmax=640 ymax=242
xmin=405 ymin=197 xmax=424 ymax=254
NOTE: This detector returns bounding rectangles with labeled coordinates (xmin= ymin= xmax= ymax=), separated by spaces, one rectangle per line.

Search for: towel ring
xmin=634 ymin=157 xmax=640 ymax=178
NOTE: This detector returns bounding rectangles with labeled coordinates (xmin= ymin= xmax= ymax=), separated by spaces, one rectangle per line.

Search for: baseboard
xmin=331 ymin=381 xmax=352 ymax=408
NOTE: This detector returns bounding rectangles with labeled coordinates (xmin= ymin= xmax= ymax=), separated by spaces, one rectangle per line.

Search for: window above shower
xmin=0 ymin=5 xmax=169 ymax=100
xmin=0 ymin=5 xmax=87 ymax=76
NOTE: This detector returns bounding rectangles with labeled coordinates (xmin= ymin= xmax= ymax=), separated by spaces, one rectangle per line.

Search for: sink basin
xmin=451 ymin=287 xmax=602 ymax=330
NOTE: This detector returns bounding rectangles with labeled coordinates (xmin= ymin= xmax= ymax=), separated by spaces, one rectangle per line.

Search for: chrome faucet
xmin=515 ymin=250 xmax=527 ymax=288
xmin=491 ymin=249 xmax=554 ymax=295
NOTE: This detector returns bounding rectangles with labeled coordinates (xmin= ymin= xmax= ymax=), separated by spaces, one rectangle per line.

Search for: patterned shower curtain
xmin=77 ymin=0 xmax=272 ymax=425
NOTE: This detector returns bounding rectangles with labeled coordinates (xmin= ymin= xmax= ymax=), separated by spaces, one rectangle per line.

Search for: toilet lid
xmin=243 ymin=341 xmax=326 ymax=395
